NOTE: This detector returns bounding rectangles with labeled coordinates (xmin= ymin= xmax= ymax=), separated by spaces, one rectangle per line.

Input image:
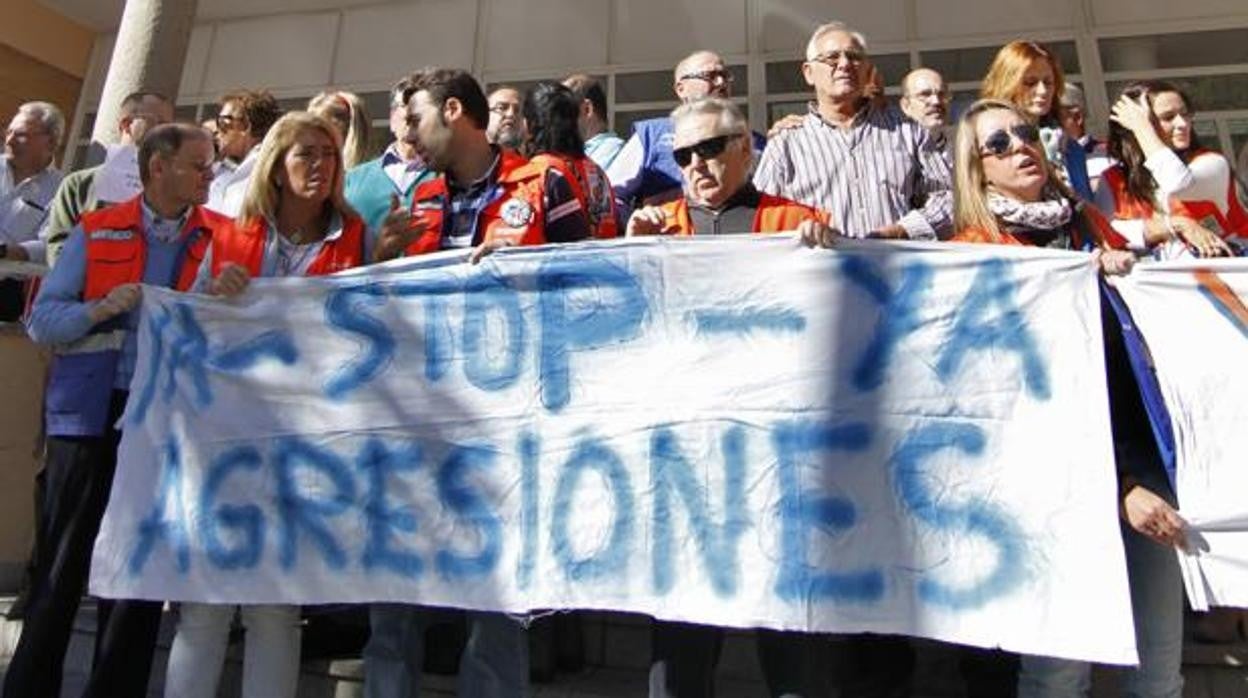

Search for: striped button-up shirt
xmin=1 ymin=156 xmax=62 ymax=249
xmin=753 ymin=103 xmax=952 ymax=240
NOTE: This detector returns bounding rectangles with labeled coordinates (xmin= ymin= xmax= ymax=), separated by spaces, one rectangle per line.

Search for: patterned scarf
xmin=987 ymin=189 xmax=1072 ymax=247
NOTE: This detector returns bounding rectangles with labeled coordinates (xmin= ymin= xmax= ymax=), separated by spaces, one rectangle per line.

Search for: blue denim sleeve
xmin=26 ymin=226 xmax=96 ymax=345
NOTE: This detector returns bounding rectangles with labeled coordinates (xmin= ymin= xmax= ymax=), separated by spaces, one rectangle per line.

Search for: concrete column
xmin=91 ymin=0 xmax=198 ymax=144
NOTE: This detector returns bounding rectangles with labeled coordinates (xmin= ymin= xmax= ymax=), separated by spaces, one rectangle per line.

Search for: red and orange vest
xmin=405 ymin=149 xmax=567 ymax=255
xmin=1102 ymin=151 xmax=1248 ymax=241
xmin=209 ymin=213 xmax=367 ymax=277
xmin=652 ymin=194 xmax=825 ymax=235
xmin=529 ymin=153 xmax=619 ymax=239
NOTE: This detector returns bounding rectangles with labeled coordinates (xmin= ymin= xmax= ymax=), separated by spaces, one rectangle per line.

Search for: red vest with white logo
xmin=529 ymin=153 xmax=619 ymax=239
xmin=404 ymin=149 xmax=557 ymax=255
xmin=1102 ymin=152 xmax=1248 ymax=241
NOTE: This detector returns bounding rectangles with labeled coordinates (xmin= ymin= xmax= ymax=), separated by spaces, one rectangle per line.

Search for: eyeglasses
xmin=978 ymin=123 xmax=1041 ymax=157
xmin=672 ymin=133 xmax=742 ymax=167
xmin=679 ymin=69 xmax=734 ymax=85
xmin=215 ymin=113 xmax=248 ymax=132
xmin=489 ymin=103 xmax=521 ymax=116
xmin=808 ymin=49 xmax=867 ymax=66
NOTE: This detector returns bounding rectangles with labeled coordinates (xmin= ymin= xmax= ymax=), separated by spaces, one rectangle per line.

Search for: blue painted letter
xmin=274 ymin=437 xmax=356 ymax=570
xmin=538 ymin=256 xmax=647 ymax=411
xmin=358 ymin=438 xmax=424 ymax=578
xmin=936 ymin=259 xmax=1050 ymax=399
xmin=650 ymin=426 xmax=748 ymax=596
xmin=436 ymin=445 xmax=503 ymax=579
xmin=200 ymin=446 xmax=266 ymax=569
xmin=462 ymin=272 xmax=526 ymax=391
xmin=550 ymin=437 xmax=635 ymax=581
xmin=324 ymin=284 xmax=395 ymax=399
xmin=771 ymin=420 xmax=882 ymax=603
xmin=889 ymin=422 xmax=1026 ymax=609
xmin=842 ymin=258 xmax=932 ymax=391
xmin=129 ymin=438 xmax=191 ymax=574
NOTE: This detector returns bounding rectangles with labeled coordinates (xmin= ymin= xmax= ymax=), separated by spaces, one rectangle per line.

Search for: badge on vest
xmin=89 ymin=229 xmax=135 ymax=241
xmin=500 ymin=198 xmax=535 ymax=228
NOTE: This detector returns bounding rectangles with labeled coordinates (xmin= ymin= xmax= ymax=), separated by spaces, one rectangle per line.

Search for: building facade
xmin=37 ymin=0 xmax=1248 ymax=171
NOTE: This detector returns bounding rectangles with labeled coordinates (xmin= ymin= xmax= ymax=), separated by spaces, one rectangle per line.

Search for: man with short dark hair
xmin=368 ymin=67 xmax=590 ymax=698
xmin=4 ymin=123 xmax=224 ymax=698
xmin=207 ymin=89 xmax=282 ymax=215
xmin=486 ymin=85 xmax=526 ymax=151
xmin=563 ymin=73 xmax=625 ymax=170
xmin=345 ymin=75 xmax=434 ymax=236
xmin=6 ymin=92 xmax=173 ymax=268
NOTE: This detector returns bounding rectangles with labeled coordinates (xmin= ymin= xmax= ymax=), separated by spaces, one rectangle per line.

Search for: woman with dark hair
xmin=1096 ymin=80 xmax=1244 ymax=258
xmin=980 ymin=40 xmax=1094 ymax=201
xmin=523 ymin=80 xmax=619 ymax=238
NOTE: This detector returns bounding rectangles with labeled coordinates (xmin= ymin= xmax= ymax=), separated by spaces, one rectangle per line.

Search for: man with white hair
xmin=0 ymin=101 xmax=64 ymax=318
xmin=629 ymin=97 xmax=836 ymax=698
xmin=755 ymin=22 xmax=952 ymax=241
xmin=1060 ymin=83 xmax=1112 ymax=190
xmin=607 ymin=50 xmax=765 ymax=214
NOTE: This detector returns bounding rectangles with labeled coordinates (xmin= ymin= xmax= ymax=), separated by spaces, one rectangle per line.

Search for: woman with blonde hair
xmin=163 ymin=112 xmax=368 ymax=698
xmin=980 ymin=40 xmax=1093 ymax=201
xmin=308 ymin=89 xmax=370 ymax=169
xmin=954 ymin=98 xmax=1184 ymax=698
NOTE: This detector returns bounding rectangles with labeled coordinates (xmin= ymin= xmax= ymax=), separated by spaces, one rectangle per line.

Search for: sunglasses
xmin=672 ymin=134 xmax=743 ymax=167
xmin=679 ymin=69 xmax=734 ymax=85
xmin=809 ymin=49 xmax=867 ymax=66
xmin=979 ymin=123 xmax=1040 ymax=157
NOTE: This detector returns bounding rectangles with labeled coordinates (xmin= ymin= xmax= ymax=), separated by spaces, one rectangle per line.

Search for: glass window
xmin=174 ymin=105 xmax=199 ymax=124
xmin=1099 ymin=29 xmax=1248 ymax=73
xmin=617 ymin=65 xmax=747 ymax=104
xmin=766 ymin=53 xmax=910 ymax=95
xmin=921 ymin=41 xmax=1079 ymax=83
xmin=362 ymin=91 xmax=391 ymax=119
xmin=1107 ymin=74 xmax=1248 ymax=113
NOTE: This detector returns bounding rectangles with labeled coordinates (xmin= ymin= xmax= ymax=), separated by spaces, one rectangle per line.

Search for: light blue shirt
xmin=584 ymin=131 xmax=625 ymax=172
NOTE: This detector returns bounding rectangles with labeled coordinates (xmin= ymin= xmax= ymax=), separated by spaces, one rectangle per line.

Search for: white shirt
xmin=0 ymin=156 xmax=62 ymax=249
xmin=380 ymin=144 xmax=426 ymax=193
xmin=207 ymin=147 xmax=260 ymax=217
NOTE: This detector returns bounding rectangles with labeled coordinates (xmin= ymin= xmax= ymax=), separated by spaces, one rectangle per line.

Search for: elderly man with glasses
xmin=754 ymin=22 xmax=953 ymax=243
xmin=607 ymin=50 xmax=765 ymax=216
xmin=0 ymin=102 xmax=64 ymax=268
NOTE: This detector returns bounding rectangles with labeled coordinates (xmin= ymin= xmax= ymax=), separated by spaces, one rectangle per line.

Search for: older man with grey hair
xmin=1060 ymin=83 xmax=1112 ymax=189
xmin=754 ymin=21 xmax=952 ymax=242
xmin=0 ymin=101 xmax=64 ymax=318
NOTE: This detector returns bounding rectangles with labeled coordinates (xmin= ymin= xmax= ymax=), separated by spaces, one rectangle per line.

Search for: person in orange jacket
xmin=626 ymin=97 xmax=830 ymax=242
xmin=372 ymin=67 xmax=591 ymax=265
xmin=626 ymin=97 xmax=835 ymax=698
xmin=6 ymin=123 xmax=222 ymax=698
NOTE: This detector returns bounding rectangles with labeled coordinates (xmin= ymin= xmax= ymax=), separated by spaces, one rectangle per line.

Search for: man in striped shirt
xmin=754 ymin=22 xmax=952 ymax=241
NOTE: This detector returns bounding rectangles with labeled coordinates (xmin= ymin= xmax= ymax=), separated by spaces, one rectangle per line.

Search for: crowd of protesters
xmin=1 ymin=16 xmax=1246 ymax=698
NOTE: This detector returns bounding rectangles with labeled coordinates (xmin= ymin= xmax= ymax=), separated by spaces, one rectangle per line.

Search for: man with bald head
xmin=606 ymin=50 xmax=765 ymax=214
xmin=899 ymin=67 xmax=950 ymax=135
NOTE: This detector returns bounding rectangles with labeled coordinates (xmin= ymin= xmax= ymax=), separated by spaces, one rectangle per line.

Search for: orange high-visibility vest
xmin=652 ymin=193 xmax=825 ymax=235
xmin=210 ymin=213 xmax=367 ymax=277
xmin=530 ymin=153 xmax=619 ymax=239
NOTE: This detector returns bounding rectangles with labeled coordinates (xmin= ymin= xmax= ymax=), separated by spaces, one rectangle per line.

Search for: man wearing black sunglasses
xmin=627 ymin=98 xmax=833 ymax=698
xmin=606 ymin=50 xmax=766 ymax=217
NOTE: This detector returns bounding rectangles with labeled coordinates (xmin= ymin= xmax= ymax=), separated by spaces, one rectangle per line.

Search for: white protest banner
xmin=91 ymin=237 xmax=1136 ymax=664
xmin=1110 ymin=259 xmax=1248 ymax=610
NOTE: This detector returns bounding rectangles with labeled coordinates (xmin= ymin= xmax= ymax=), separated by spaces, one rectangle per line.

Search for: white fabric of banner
xmin=90 ymin=236 xmax=1137 ymax=664
xmin=1110 ymin=259 xmax=1248 ymax=611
